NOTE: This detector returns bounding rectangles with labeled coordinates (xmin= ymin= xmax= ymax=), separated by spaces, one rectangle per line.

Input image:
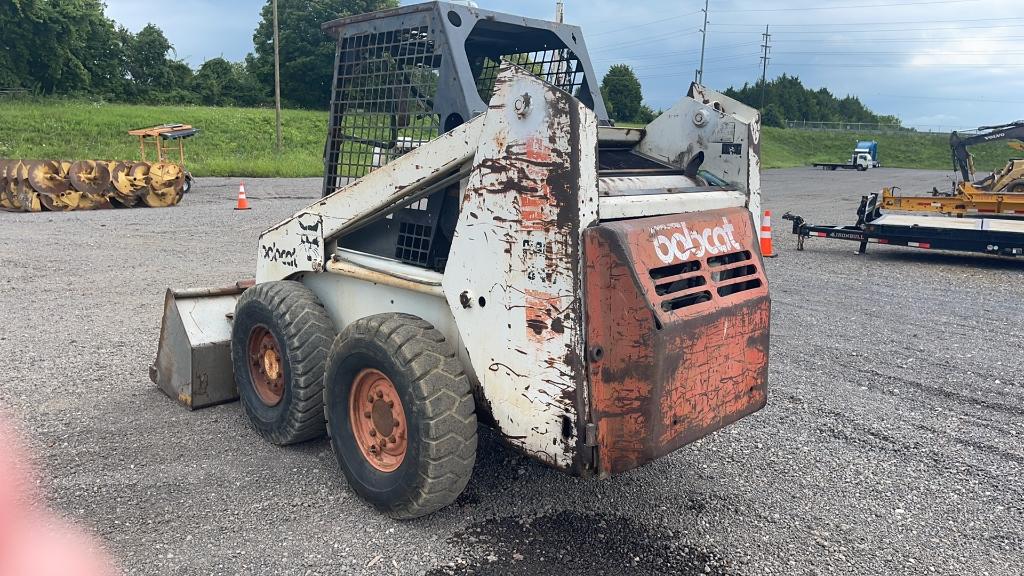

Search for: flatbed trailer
xmin=812 ymin=162 xmax=868 ymax=172
xmin=784 ymin=193 xmax=1024 ymax=257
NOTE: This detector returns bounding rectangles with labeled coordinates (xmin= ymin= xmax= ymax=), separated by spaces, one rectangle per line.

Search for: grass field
xmin=0 ymin=100 xmax=328 ymax=178
xmin=0 ymin=100 xmax=1016 ymax=177
xmin=760 ymin=127 xmax=1010 ymax=172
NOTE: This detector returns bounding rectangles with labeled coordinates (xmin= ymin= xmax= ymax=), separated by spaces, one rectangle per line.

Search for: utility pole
xmin=759 ymin=24 xmax=771 ymax=110
xmin=273 ymin=0 xmax=283 ymax=153
xmin=695 ymin=0 xmax=709 ymax=84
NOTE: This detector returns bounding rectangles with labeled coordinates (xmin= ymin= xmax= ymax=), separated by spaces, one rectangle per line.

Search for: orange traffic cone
xmin=234 ymin=181 xmax=250 ymax=210
xmin=760 ymin=210 xmax=777 ymax=258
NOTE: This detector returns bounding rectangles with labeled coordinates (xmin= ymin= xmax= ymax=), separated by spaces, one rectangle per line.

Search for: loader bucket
xmin=149 ymin=282 xmax=253 ymax=409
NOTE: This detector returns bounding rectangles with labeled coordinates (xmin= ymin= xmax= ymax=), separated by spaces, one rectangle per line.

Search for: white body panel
xmin=599 ymin=190 xmax=748 ymax=220
xmin=441 ymin=70 xmax=598 ymax=469
xmin=636 ymin=84 xmax=762 ymax=223
xmin=256 ymin=120 xmax=484 ymax=284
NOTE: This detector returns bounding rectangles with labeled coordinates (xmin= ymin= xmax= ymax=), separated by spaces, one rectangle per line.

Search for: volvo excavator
xmin=949 ymin=121 xmax=1024 ymax=194
xmin=876 ymin=121 xmax=1024 ymax=218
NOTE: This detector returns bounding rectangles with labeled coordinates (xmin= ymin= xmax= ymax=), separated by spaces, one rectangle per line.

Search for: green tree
xmin=123 ymin=25 xmax=175 ymax=93
xmin=0 ymin=0 xmax=124 ymax=96
xmin=601 ymin=64 xmax=642 ymax=123
xmin=192 ymin=58 xmax=267 ymax=107
xmin=249 ymin=0 xmax=398 ymax=109
xmin=762 ymin=104 xmax=785 ymax=128
xmin=723 ymin=74 xmax=900 ymax=127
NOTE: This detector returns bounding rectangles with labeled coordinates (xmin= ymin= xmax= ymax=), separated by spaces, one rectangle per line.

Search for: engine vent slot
xmin=655 ymin=276 xmax=707 ymax=296
xmin=662 ymin=291 xmax=713 ymax=311
xmin=718 ymin=278 xmax=763 ymax=297
xmin=650 ymin=260 xmax=701 ymax=280
xmin=707 ymin=250 xmax=751 ymax=267
xmin=651 ymin=260 xmax=706 ymax=304
xmin=708 ymin=250 xmax=760 ymax=298
xmin=712 ymin=264 xmax=757 ymax=283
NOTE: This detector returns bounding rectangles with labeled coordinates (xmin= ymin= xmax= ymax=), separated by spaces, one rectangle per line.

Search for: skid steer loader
xmin=151 ymin=1 xmax=770 ymax=518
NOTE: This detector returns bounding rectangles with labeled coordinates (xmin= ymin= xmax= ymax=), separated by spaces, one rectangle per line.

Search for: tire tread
xmin=324 ymin=313 xmax=476 ymax=519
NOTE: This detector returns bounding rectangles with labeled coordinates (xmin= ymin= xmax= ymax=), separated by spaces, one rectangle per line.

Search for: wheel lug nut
xmin=368 ymin=394 xmax=374 ymax=403
xmin=364 ymin=411 xmax=371 ymax=419
xmin=387 ymin=400 xmax=394 ymax=408
xmin=369 ymin=429 xmax=377 ymax=437
xmin=375 ymin=390 xmax=384 ymax=399
xmin=379 ymin=439 xmax=387 ymax=448
xmin=388 ymin=436 xmax=396 ymax=444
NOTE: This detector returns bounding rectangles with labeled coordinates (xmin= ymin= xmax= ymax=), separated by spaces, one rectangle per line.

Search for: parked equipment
xmin=949 ymin=121 xmax=1024 ymax=194
xmin=878 ymin=185 xmax=1024 ymax=218
xmin=813 ymin=140 xmax=879 ymax=171
xmin=815 ymin=140 xmax=880 ymax=169
xmin=863 ymin=123 xmax=1024 ymax=218
xmin=151 ymin=1 xmax=770 ymax=518
xmin=0 ymin=124 xmax=196 ymax=212
xmin=783 ymin=193 xmax=1024 ymax=257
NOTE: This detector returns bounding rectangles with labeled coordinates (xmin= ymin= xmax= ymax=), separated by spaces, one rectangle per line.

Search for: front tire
xmin=231 ymin=281 xmax=335 ymax=445
xmin=324 ymin=313 xmax=477 ymax=519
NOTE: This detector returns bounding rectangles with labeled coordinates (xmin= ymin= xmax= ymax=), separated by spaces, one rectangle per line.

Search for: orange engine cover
xmin=583 ymin=206 xmax=770 ymax=476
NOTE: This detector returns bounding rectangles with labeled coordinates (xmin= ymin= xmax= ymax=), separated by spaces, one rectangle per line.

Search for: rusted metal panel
xmin=584 ymin=207 xmax=769 ymax=475
xmin=442 ymin=66 xmax=599 ymax=471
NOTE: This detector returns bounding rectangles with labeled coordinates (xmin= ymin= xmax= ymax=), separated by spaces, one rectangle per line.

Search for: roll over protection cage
xmin=320 ymin=0 xmax=609 ymax=195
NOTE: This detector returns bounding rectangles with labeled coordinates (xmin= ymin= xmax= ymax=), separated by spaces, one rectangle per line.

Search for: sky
xmin=102 ymin=0 xmax=1024 ymax=131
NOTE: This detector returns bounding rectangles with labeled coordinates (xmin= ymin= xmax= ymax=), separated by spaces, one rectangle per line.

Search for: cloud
xmin=100 ymin=0 xmax=1024 ymax=128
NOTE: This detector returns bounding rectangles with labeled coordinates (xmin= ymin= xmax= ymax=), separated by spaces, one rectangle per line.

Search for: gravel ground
xmin=1 ymin=168 xmax=1021 ymax=575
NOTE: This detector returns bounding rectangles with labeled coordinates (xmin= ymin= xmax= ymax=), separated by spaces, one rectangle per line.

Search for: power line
xmin=872 ymin=94 xmax=1024 ymax=104
xmin=589 ymin=29 xmax=699 ymax=53
xmin=769 ymin=62 xmax=1024 ymax=68
xmin=587 ymin=10 xmax=702 ymax=37
xmin=711 ymin=16 xmax=1024 ymax=28
xmin=774 ymin=49 xmax=1024 ymax=56
xmin=591 ymin=41 xmax=762 ymax=64
xmin=715 ymin=0 xmax=979 ymax=12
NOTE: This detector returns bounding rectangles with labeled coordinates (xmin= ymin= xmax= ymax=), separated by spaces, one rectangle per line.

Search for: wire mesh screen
xmin=324 ymin=25 xmax=442 ymax=191
xmin=473 ymin=50 xmax=585 ymax=102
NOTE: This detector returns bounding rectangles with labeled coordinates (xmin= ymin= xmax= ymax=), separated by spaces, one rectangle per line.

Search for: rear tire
xmin=324 ymin=313 xmax=477 ymax=519
xmin=231 ymin=280 xmax=335 ymax=445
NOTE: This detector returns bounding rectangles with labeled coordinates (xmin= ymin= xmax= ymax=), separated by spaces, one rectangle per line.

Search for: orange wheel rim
xmin=349 ymin=368 xmax=407 ymax=472
xmin=248 ymin=326 xmax=284 ymax=406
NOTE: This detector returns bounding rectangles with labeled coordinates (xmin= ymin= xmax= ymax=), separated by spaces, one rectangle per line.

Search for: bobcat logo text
xmin=652 ymin=217 xmax=742 ymax=264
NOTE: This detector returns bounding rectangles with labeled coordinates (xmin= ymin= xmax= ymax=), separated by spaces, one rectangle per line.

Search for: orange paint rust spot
xmin=525 ymin=289 xmax=555 ymax=343
xmin=525 ymin=136 xmax=552 ymax=162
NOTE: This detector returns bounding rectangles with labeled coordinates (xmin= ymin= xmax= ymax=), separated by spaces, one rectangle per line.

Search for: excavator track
xmin=0 ymin=158 xmax=187 ymax=212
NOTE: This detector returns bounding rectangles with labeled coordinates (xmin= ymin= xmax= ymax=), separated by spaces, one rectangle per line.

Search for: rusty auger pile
xmin=0 ymin=123 xmax=197 ymax=213
xmin=0 ymin=159 xmax=186 ymax=212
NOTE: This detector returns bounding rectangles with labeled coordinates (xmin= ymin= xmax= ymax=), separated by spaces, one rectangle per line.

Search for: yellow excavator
xmin=881 ymin=121 xmax=1024 ymax=217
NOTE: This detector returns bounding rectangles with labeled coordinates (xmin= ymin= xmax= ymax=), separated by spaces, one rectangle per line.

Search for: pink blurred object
xmin=0 ymin=417 xmax=120 ymax=576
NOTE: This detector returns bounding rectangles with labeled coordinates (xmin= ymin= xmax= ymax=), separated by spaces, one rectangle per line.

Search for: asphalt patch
xmin=426 ymin=510 xmax=731 ymax=575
